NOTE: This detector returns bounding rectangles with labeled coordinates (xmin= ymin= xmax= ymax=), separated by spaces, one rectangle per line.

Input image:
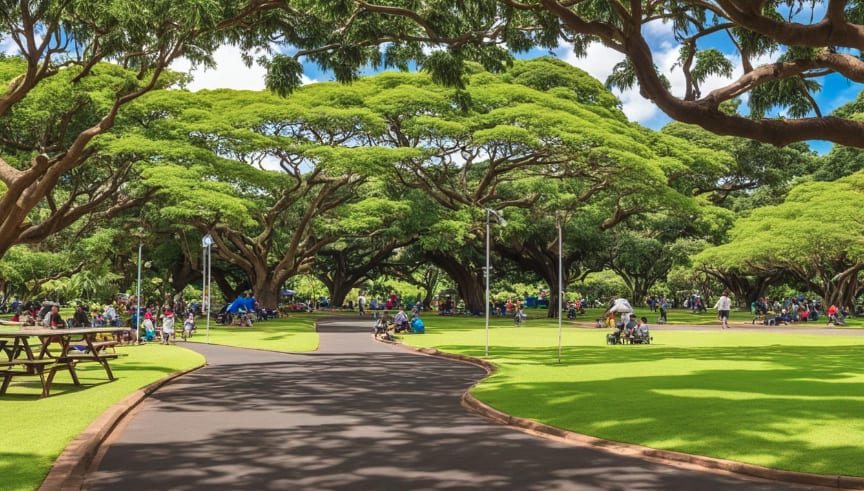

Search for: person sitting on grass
xmin=71 ymin=305 xmax=90 ymax=327
xmin=42 ymin=305 xmax=64 ymax=328
xmin=637 ymin=317 xmax=650 ymax=339
xmin=622 ymin=316 xmax=638 ymax=343
xmin=373 ymin=312 xmax=393 ymax=340
xmin=393 ymin=306 xmax=410 ymax=333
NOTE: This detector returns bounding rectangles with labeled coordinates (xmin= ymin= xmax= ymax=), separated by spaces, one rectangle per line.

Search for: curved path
xmin=84 ymin=319 xmax=818 ymax=490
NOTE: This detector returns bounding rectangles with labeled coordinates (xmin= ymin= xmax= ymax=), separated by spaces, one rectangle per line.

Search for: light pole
xmin=557 ymin=217 xmax=563 ymax=364
xmin=485 ymin=208 xmax=506 ymax=358
xmin=136 ymin=241 xmax=142 ymax=344
xmin=202 ymin=234 xmax=214 ymax=344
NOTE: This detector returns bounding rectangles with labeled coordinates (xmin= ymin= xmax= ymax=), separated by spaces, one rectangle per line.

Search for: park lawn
xmin=0 ymin=343 xmax=204 ymax=491
xmin=186 ymin=315 xmax=318 ymax=352
xmin=399 ymin=316 xmax=864 ymax=477
xmin=574 ymin=307 xmax=863 ymax=328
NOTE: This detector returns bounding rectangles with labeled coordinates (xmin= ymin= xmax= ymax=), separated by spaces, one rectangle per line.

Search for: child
xmin=638 ymin=316 xmax=650 ymax=336
xmin=182 ymin=313 xmax=195 ymax=341
xmin=514 ymin=307 xmax=526 ymax=327
xmin=142 ymin=315 xmax=155 ymax=342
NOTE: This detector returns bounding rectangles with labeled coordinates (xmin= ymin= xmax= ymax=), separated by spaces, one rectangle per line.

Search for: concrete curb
xmin=38 ymin=363 xmax=206 ymax=491
xmin=388 ymin=339 xmax=864 ymax=490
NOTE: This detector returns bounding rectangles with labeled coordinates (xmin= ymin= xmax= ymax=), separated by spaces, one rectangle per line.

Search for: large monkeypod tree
xmin=131 ymin=87 xmax=419 ymax=309
xmin=0 ymin=0 xmax=487 ymax=261
xmin=695 ymin=171 xmax=864 ymax=309
xmin=324 ymin=1 xmax=864 ymax=148
xmin=382 ymin=58 xmax=720 ymax=317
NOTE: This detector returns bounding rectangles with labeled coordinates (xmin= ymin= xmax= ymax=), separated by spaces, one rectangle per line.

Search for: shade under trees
xmin=695 ymin=171 xmax=864 ymax=308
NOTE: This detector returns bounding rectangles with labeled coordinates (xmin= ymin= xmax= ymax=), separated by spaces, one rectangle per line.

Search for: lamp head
xmin=485 ymin=208 xmax=507 ymax=226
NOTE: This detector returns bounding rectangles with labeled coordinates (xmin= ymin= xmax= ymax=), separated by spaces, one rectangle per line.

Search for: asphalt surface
xmin=83 ymin=318 xmax=821 ymax=490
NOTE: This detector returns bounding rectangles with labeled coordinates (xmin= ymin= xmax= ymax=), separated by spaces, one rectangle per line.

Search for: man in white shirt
xmin=714 ymin=290 xmax=732 ymax=329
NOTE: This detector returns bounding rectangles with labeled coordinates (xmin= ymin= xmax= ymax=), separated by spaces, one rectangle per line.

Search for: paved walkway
xmin=84 ymin=319 xmax=818 ymax=490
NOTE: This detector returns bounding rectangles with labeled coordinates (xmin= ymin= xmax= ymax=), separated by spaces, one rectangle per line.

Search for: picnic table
xmin=0 ymin=327 xmax=127 ymax=397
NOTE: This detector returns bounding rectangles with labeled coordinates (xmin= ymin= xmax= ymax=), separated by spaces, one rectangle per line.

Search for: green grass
xmin=0 ymin=344 xmax=204 ymax=491
xmin=571 ymin=307 xmax=863 ymax=328
xmin=185 ymin=315 xmax=318 ymax=352
xmin=0 ymin=315 xmax=316 ymax=491
xmin=399 ymin=315 xmax=864 ymax=477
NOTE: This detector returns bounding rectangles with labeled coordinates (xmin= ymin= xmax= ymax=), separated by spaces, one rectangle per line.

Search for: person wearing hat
xmin=714 ymin=290 xmax=732 ymax=329
xmin=161 ymin=309 xmax=176 ymax=344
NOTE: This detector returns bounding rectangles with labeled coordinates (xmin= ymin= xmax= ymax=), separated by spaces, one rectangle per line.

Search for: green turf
xmin=0 ymin=315 xmax=315 ymax=491
xmin=184 ymin=315 xmax=318 ymax=352
xmin=0 ymin=344 xmax=204 ymax=491
xmin=399 ymin=315 xmax=864 ymax=477
xmin=573 ymin=307 xmax=863 ymax=328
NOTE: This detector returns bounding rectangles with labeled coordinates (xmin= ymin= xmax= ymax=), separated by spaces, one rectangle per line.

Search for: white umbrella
xmin=608 ymin=298 xmax=633 ymax=313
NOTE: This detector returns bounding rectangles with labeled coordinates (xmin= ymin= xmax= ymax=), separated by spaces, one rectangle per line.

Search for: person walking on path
xmin=161 ymin=310 xmax=175 ymax=344
xmin=714 ymin=290 xmax=732 ymax=329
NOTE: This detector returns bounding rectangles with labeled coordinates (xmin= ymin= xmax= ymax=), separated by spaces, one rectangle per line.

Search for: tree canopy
xmin=282 ymin=1 xmax=864 ymax=148
xmin=695 ymin=171 xmax=864 ymax=307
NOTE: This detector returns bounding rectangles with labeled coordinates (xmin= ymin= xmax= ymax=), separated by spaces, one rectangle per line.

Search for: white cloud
xmin=171 ymin=45 xmax=319 ymax=92
xmin=1 ymin=39 xmax=19 ymax=56
xmin=171 ymin=45 xmax=267 ymax=91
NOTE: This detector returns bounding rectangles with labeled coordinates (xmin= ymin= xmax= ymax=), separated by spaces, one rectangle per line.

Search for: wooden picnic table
xmin=0 ymin=327 xmax=127 ymax=397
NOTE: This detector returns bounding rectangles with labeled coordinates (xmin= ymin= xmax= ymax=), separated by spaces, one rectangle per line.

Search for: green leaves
xmin=265 ymin=55 xmax=305 ymax=97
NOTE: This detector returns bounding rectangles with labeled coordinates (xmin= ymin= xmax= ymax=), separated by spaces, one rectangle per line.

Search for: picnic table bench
xmin=0 ymin=328 xmax=127 ymax=398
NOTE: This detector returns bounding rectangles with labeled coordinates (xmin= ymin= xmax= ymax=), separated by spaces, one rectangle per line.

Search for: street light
xmin=136 ymin=241 xmax=142 ymax=344
xmin=557 ymin=217 xmax=563 ymax=364
xmin=485 ymin=208 xmax=506 ymax=358
xmin=202 ymin=233 xmax=214 ymax=344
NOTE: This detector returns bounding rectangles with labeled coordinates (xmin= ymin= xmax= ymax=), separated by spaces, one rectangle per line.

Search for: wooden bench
xmin=57 ymin=352 xmax=121 ymax=381
xmin=0 ymin=359 xmax=58 ymax=398
xmin=69 ymin=340 xmax=119 ymax=353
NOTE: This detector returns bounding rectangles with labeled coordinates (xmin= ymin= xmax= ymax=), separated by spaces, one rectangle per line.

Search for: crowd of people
xmin=4 ymin=295 xmax=199 ymax=344
xmin=750 ymin=296 xmax=851 ymax=326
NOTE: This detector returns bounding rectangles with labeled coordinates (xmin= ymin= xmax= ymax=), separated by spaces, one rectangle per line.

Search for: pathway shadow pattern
xmin=85 ymin=320 xmax=812 ymax=490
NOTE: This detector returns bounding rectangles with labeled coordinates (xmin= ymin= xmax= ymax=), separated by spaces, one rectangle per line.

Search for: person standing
xmin=357 ymin=293 xmax=366 ymax=316
xmin=161 ymin=310 xmax=175 ymax=344
xmin=659 ymin=297 xmax=668 ymax=323
xmin=714 ymin=290 xmax=732 ymax=329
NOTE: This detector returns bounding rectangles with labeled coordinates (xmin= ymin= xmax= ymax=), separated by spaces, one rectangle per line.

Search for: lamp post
xmin=485 ymin=208 xmax=506 ymax=358
xmin=557 ymin=217 xmax=563 ymax=364
xmin=202 ymin=234 xmax=214 ymax=344
xmin=136 ymin=241 xmax=142 ymax=344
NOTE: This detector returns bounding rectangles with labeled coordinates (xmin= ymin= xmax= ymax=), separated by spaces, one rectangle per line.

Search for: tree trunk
xmin=329 ymin=281 xmax=356 ymax=309
xmin=426 ymin=251 xmax=484 ymax=313
xmin=249 ymin=271 xmax=286 ymax=310
xmin=703 ymin=269 xmax=780 ymax=309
